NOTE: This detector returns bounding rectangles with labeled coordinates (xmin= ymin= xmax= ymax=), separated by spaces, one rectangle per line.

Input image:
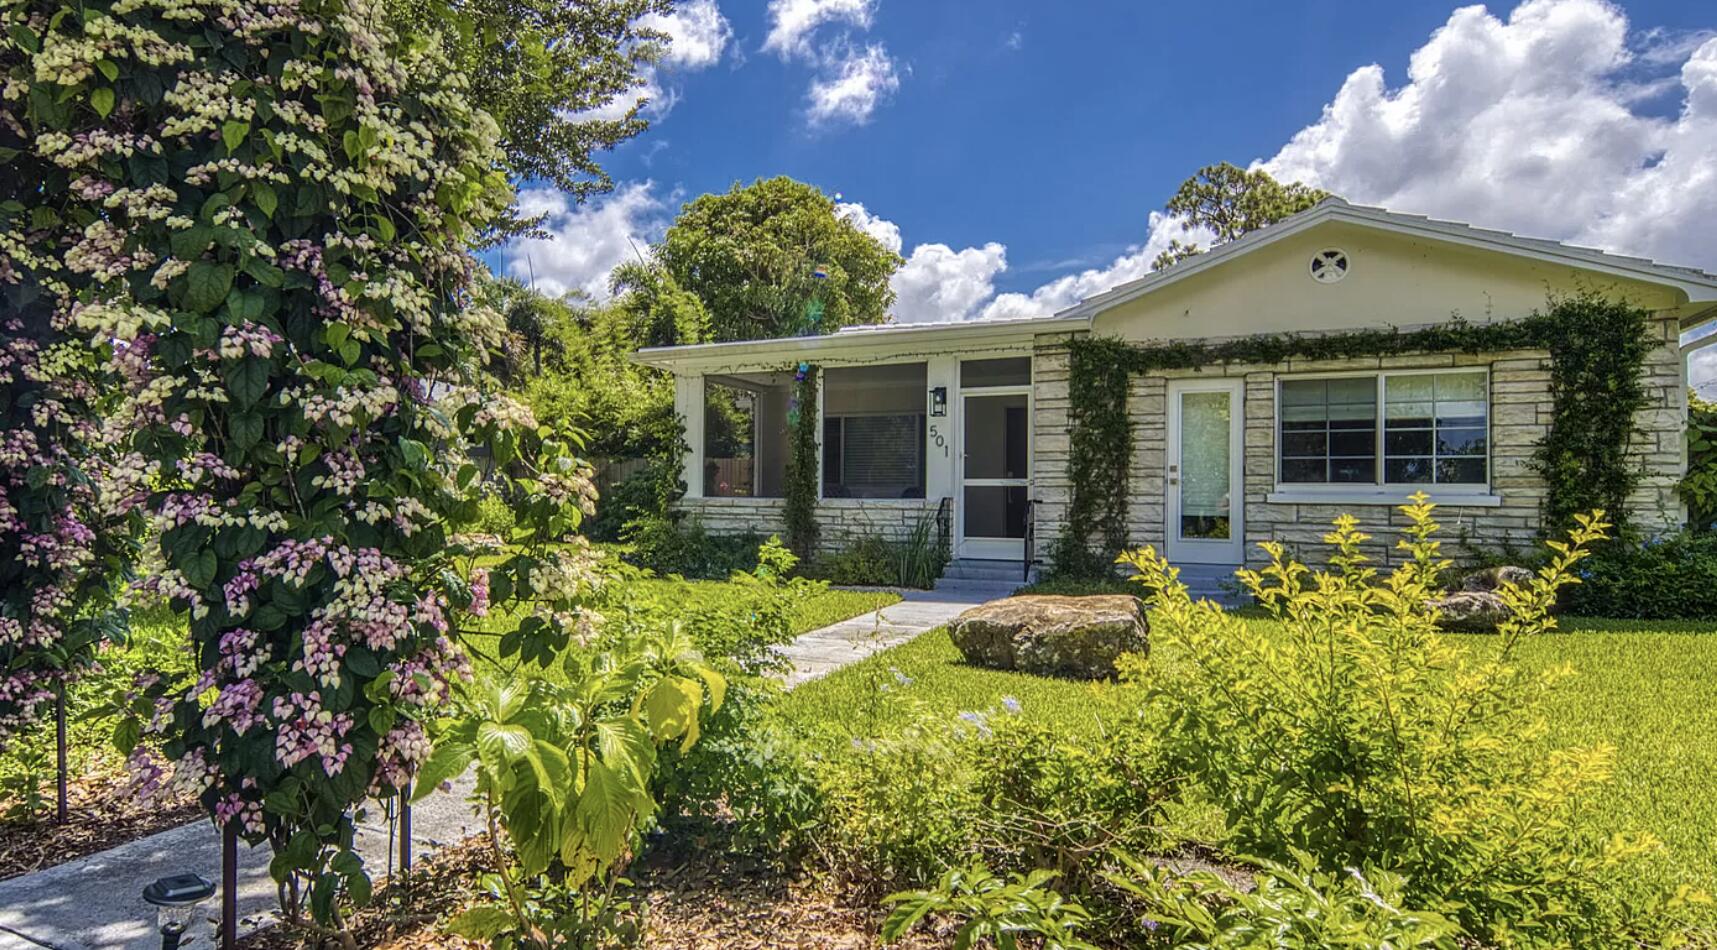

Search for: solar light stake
xmin=142 ymin=873 xmax=215 ymax=950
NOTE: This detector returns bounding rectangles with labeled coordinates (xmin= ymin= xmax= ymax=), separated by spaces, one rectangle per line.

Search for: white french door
xmin=1166 ymin=379 xmax=1244 ymax=565
xmin=958 ymin=389 xmax=1031 ymax=560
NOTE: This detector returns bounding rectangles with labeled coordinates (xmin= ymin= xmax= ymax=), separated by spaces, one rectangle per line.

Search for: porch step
xmin=940 ymin=558 xmax=1032 ymax=582
xmin=930 ymin=577 xmax=1021 ymax=598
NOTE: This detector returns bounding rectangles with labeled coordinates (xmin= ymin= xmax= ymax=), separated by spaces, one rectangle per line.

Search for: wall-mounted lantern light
xmin=930 ymin=386 xmax=947 ymax=417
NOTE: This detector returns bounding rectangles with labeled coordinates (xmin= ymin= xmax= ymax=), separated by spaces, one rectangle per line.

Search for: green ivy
xmin=1681 ymin=391 xmax=1717 ymax=532
xmin=784 ymin=366 xmax=821 ymax=558
xmin=1057 ymin=295 xmax=1657 ymax=574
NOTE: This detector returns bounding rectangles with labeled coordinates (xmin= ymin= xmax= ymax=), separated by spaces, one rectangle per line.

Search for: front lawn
xmin=782 ymin=616 xmax=1717 ymax=891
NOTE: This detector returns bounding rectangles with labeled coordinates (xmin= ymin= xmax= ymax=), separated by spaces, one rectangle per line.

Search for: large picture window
xmin=1278 ymin=370 xmax=1488 ymax=488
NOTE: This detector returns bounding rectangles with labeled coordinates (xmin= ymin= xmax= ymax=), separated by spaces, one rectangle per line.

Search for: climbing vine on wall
xmin=1056 ymin=294 xmax=1657 ymax=574
xmin=783 ymin=363 xmax=820 ymax=558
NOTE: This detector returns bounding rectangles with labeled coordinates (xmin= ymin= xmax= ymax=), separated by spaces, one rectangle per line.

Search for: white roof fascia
xmin=1056 ymin=200 xmax=1717 ymax=321
xmin=630 ymin=314 xmax=1089 ymax=372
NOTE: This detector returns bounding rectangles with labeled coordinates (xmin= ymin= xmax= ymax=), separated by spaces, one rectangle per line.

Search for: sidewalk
xmin=0 ymin=587 xmax=992 ymax=949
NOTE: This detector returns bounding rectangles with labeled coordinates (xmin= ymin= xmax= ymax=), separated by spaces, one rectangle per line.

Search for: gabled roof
xmin=1056 ymin=197 xmax=1717 ymax=320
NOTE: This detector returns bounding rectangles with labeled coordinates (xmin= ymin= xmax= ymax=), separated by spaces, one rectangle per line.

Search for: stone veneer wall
xmin=676 ymin=496 xmax=944 ymax=556
xmin=1030 ymin=313 xmax=1686 ymax=568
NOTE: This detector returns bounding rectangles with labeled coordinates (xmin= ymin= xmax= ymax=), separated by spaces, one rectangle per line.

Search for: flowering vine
xmin=2 ymin=0 xmax=606 ymax=931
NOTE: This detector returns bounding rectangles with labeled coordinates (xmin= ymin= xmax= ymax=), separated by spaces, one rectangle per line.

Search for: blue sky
xmin=499 ymin=0 xmax=1717 ymax=386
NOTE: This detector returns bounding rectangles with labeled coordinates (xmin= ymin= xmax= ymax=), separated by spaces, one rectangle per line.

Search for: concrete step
xmin=942 ymin=559 xmax=1033 ymax=582
xmin=931 ymin=578 xmax=1020 ymax=597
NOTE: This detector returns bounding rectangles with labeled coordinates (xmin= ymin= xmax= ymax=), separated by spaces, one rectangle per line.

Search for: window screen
xmin=1383 ymin=372 xmax=1487 ymax=484
xmin=1278 ymin=377 xmax=1378 ymax=483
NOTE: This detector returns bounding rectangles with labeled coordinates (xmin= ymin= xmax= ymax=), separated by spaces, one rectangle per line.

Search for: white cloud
xmin=836 ymin=200 xmax=902 ymax=254
xmin=574 ymin=73 xmax=676 ymax=123
xmin=807 ymin=44 xmax=900 ymax=126
xmin=501 ymin=183 xmax=667 ymax=300
xmin=1261 ymin=0 xmax=1717 ymax=274
xmin=643 ymin=0 xmax=733 ymax=69
xmin=763 ymin=0 xmax=875 ymax=60
xmin=892 ymin=243 xmax=1010 ymax=323
xmin=978 ymin=214 xmax=1211 ymax=321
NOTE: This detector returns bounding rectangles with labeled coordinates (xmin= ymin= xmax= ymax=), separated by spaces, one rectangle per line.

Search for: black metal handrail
xmin=935 ymin=495 xmax=952 ymax=557
xmin=1023 ymin=496 xmax=1041 ymax=582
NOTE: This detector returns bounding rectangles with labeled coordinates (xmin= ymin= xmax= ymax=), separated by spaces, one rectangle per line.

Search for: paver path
xmin=0 ymin=586 xmax=995 ymax=949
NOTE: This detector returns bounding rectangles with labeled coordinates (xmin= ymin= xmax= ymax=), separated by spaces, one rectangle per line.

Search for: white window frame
xmin=1268 ymin=367 xmax=1502 ymax=507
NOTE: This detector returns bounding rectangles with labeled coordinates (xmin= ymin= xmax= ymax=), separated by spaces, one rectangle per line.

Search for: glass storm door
xmin=959 ymin=390 xmax=1031 ymax=560
xmin=1166 ymin=379 xmax=1244 ymax=565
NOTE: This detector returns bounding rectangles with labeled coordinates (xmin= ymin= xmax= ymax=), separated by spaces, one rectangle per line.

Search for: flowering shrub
xmin=0 ymin=0 xmax=615 ymax=932
xmin=0 ymin=296 xmax=138 ymax=749
xmin=1118 ymin=496 xmax=1708 ymax=944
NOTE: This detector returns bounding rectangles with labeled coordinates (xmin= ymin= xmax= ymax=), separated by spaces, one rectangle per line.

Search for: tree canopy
xmin=1151 ymin=163 xmax=1331 ymax=271
xmin=655 ymin=176 xmax=903 ymax=342
xmin=384 ymin=0 xmax=666 ymax=211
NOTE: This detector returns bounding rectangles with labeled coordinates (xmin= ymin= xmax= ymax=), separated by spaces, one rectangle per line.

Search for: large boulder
xmin=1430 ymin=590 xmax=1511 ymax=632
xmin=1432 ymin=565 xmax=1535 ymax=632
xmin=948 ymin=595 xmax=1147 ymax=679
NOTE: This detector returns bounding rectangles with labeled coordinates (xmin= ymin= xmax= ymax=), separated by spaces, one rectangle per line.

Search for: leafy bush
xmin=1682 ymin=392 xmax=1717 ymax=532
xmin=1564 ymin=529 xmax=1717 ymax=620
xmin=472 ymin=492 xmax=518 ymax=539
xmin=813 ymin=698 xmax=1173 ymax=893
xmin=421 ymin=630 xmax=725 ymax=948
xmin=814 ymin=514 xmax=948 ymax=589
xmin=621 ymin=514 xmax=763 ymax=579
xmin=1118 ymin=497 xmax=1701 ymax=945
xmin=882 ymin=862 xmax=1098 ymax=950
xmin=1105 ymin=850 xmax=1461 ymax=949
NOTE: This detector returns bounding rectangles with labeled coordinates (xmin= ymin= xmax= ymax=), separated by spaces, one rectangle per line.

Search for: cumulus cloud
xmin=763 ymin=0 xmax=875 ymax=60
xmin=500 ymin=184 xmax=667 ymax=300
xmin=807 ymin=45 xmax=900 ymax=126
xmin=762 ymin=0 xmax=899 ymax=127
xmin=977 ymin=214 xmax=1211 ymax=321
xmin=836 ymin=200 xmax=903 ymax=254
xmin=892 ymin=243 xmax=1010 ymax=323
xmin=1260 ymin=0 xmax=1717 ymax=274
xmin=643 ymin=0 xmax=734 ymax=69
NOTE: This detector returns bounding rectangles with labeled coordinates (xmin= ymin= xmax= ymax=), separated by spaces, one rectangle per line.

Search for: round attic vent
xmin=1309 ymin=248 xmax=1349 ymax=284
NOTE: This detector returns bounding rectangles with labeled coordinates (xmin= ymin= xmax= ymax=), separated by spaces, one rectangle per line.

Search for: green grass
xmin=782 ymin=616 xmax=1717 ymax=888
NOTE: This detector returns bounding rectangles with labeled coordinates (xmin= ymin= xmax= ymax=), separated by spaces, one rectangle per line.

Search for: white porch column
xmin=925 ymin=355 xmax=958 ymax=504
xmin=675 ymin=373 xmax=704 ymax=499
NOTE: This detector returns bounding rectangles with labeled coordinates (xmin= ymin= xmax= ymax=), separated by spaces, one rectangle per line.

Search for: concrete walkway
xmin=0 ymin=586 xmax=992 ymax=949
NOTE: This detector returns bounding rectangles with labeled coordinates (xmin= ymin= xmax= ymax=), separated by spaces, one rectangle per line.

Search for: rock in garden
xmin=1460 ymin=565 xmax=1534 ymax=592
xmin=948 ymin=594 xmax=1147 ymax=679
xmin=1430 ymin=590 xmax=1512 ymax=632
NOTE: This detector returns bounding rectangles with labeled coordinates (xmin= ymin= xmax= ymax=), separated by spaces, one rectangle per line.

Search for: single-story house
xmin=631 ymin=199 xmax=1717 ymax=579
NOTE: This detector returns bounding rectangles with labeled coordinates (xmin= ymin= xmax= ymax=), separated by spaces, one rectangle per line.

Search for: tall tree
xmin=385 ymin=0 xmax=668 ymax=206
xmin=655 ymin=177 xmax=903 ymax=342
xmin=1151 ymin=163 xmax=1331 ymax=271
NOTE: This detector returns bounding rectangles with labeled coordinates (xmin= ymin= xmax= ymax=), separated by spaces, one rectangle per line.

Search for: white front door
xmin=958 ymin=389 xmax=1031 ymax=560
xmin=1166 ymin=379 xmax=1244 ymax=565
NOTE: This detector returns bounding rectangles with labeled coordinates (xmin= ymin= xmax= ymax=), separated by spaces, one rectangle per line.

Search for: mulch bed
xmin=244 ymin=833 xmax=951 ymax=949
xmin=0 ymin=777 xmax=202 ymax=881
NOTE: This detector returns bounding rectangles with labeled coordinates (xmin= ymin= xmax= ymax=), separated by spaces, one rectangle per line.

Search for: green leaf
xmin=252 ymin=181 xmax=277 ymax=218
xmin=230 ymin=412 xmax=264 ymax=453
xmin=448 ymin=905 xmax=515 ymax=939
xmin=576 ymin=760 xmax=640 ymax=865
xmin=184 ymin=548 xmax=218 ymax=588
xmin=90 ymin=87 xmax=114 ymax=118
xmin=222 ymin=120 xmax=250 ymax=153
xmin=95 ymin=58 xmax=118 ymax=81
xmin=183 ymin=262 xmax=234 ymax=313
xmin=642 ymin=675 xmax=704 ymax=750
xmin=411 ymin=740 xmax=473 ymax=801
xmin=399 ymin=438 xmax=430 ymax=469
xmin=224 ymin=356 xmax=270 ymax=408
xmin=111 ymin=716 xmax=141 ymax=754
xmin=477 ymin=721 xmax=533 ymax=774
xmin=594 ymin=718 xmax=655 ymax=792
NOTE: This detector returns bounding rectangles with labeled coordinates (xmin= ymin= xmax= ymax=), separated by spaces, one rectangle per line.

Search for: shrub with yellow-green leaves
xmin=1118 ymin=495 xmax=1712 ymax=946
